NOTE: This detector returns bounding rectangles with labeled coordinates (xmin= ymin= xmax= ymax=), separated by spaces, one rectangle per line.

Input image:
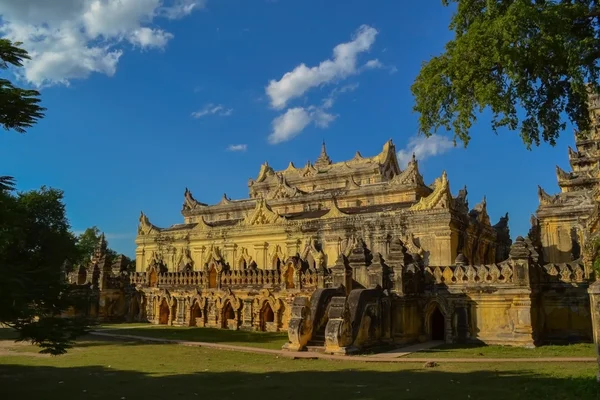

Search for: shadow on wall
xmin=0 ymin=362 xmax=596 ymax=400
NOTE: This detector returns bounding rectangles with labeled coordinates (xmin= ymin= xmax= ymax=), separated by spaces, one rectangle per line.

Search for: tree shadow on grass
xmin=102 ymin=326 xmax=288 ymax=348
xmin=0 ymin=363 xmax=596 ymax=400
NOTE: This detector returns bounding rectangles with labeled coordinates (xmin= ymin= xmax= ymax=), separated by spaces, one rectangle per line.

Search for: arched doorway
xmin=430 ymin=306 xmax=445 ymax=341
xmin=190 ymin=301 xmax=203 ymax=327
xmin=222 ymin=302 xmax=235 ymax=329
xmin=159 ymin=299 xmax=170 ymax=325
xmin=260 ymin=302 xmax=275 ymax=331
xmin=208 ymin=265 xmax=217 ymax=288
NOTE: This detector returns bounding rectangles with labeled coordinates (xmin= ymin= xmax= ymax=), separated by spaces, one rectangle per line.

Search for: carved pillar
xmin=223 ymin=243 xmax=237 ymax=266
xmin=330 ymin=255 xmax=351 ymax=295
xmin=509 ymin=237 xmax=532 ymax=287
xmin=206 ymin=298 xmax=218 ymax=328
xmin=367 ymin=253 xmax=385 ymax=289
xmin=254 ymin=243 xmax=268 ymax=269
xmin=285 ymin=239 xmax=300 ymax=258
xmin=241 ymin=299 xmax=254 ymax=330
xmin=174 ymin=297 xmax=186 ymax=326
xmin=589 ymin=281 xmax=600 ymax=383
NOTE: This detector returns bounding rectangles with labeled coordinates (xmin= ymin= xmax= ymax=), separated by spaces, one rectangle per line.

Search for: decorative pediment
xmin=345 ymin=177 xmax=361 ymax=190
xmin=467 ymin=196 xmax=491 ymax=225
xmin=203 ymin=244 xmax=222 ymax=265
xmin=138 ymin=212 xmax=161 ymax=236
xmin=493 ymin=212 xmax=510 ymax=231
xmin=537 ymin=185 xmax=560 ymax=206
xmin=556 ymin=165 xmax=572 ymax=181
xmin=243 ymin=198 xmax=285 ymax=226
xmin=300 ymin=161 xmax=318 ymax=177
xmin=453 ymin=185 xmax=469 ymax=212
xmin=217 ymin=193 xmax=232 ymax=205
xmin=323 ymin=198 xmax=348 ymax=219
xmin=409 ymin=171 xmax=452 ymax=211
xmin=283 ymin=161 xmax=298 ymax=174
xmin=401 ymin=233 xmax=424 ymax=259
xmin=268 ymin=244 xmax=286 ymax=265
xmin=389 ymin=153 xmax=425 ymax=187
xmin=340 ymin=236 xmax=359 ymax=257
xmin=256 ymin=162 xmax=275 ymax=183
xmin=267 ymin=174 xmax=304 ymax=200
xmin=192 ymin=216 xmax=212 ymax=231
xmin=182 ymin=188 xmax=207 ymax=211
xmin=568 ymin=146 xmax=579 ymax=159
xmin=235 ymin=247 xmax=253 ymax=269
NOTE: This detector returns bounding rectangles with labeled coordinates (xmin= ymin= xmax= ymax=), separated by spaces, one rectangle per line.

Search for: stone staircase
xmin=306 ymin=326 xmax=326 ymax=352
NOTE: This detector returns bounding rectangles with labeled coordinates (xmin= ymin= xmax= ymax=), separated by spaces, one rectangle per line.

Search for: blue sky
xmin=0 ymin=0 xmax=574 ymax=257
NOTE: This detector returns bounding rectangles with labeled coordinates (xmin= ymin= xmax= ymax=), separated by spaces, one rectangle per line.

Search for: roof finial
xmin=315 ymin=139 xmax=332 ymax=167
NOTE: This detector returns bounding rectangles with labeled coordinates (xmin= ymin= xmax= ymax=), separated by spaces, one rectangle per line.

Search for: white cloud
xmin=322 ymin=83 xmax=359 ymax=109
xmin=0 ymin=0 xmax=204 ymax=86
xmin=227 ymin=144 xmax=248 ymax=152
xmin=191 ymin=103 xmax=233 ymax=118
xmin=397 ymin=134 xmax=455 ymax=168
xmin=268 ymin=107 xmax=336 ymax=144
xmin=129 ymin=27 xmax=174 ymax=49
xmin=365 ymin=59 xmax=383 ymax=69
xmin=265 ymin=25 xmax=378 ymax=109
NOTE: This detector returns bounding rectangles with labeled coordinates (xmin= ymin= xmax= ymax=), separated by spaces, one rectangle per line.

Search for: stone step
xmin=306 ymin=345 xmax=325 ymax=353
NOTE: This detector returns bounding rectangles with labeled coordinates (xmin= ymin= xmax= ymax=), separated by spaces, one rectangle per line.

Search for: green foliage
xmin=0 ymin=185 xmax=89 ymax=354
xmin=412 ymin=0 xmax=600 ymax=148
xmin=0 ymin=39 xmax=45 ymax=134
xmin=74 ymin=226 xmax=117 ymax=266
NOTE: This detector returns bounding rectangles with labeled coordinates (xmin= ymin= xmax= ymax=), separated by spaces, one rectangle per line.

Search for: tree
xmin=412 ymin=0 xmax=600 ymax=148
xmin=0 ymin=39 xmax=45 ymax=134
xmin=75 ymin=226 xmax=118 ymax=266
xmin=0 ymin=184 xmax=89 ymax=355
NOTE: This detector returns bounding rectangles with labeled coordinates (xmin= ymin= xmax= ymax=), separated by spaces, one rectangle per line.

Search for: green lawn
xmin=406 ymin=342 xmax=597 ymax=359
xmin=0 ymin=331 xmax=597 ymax=400
xmin=98 ymin=323 xmax=289 ymax=350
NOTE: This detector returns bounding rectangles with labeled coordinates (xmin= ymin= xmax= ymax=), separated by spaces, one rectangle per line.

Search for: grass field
xmin=405 ymin=342 xmax=597 ymax=359
xmin=0 ymin=332 xmax=598 ymax=399
xmin=98 ymin=324 xmax=597 ymax=359
xmin=98 ymin=323 xmax=289 ymax=349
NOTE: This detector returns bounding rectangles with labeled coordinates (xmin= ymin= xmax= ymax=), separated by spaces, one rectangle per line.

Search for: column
xmin=589 ymin=281 xmax=600 ymax=383
xmin=241 ymin=299 xmax=254 ymax=330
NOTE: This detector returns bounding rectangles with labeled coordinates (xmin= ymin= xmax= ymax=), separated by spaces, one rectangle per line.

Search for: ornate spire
xmin=315 ymin=140 xmax=332 ymax=167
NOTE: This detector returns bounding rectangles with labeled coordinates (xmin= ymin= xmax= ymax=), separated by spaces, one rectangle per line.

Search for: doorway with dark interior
xmin=430 ymin=306 xmax=445 ymax=341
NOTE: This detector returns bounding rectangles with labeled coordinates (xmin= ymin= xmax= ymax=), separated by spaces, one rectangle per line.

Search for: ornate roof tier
xmin=248 ymin=140 xmax=402 ymax=198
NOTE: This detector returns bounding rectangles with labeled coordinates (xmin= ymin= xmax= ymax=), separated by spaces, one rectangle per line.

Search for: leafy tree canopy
xmin=75 ymin=226 xmax=118 ymax=268
xmin=0 ymin=39 xmax=45 ymax=134
xmin=0 ymin=184 xmax=89 ymax=355
xmin=412 ymin=0 xmax=600 ymax=148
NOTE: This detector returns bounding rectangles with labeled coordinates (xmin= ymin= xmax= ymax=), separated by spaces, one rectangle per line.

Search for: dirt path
xmin=89 ymin=331 xmax=597 ymax=364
